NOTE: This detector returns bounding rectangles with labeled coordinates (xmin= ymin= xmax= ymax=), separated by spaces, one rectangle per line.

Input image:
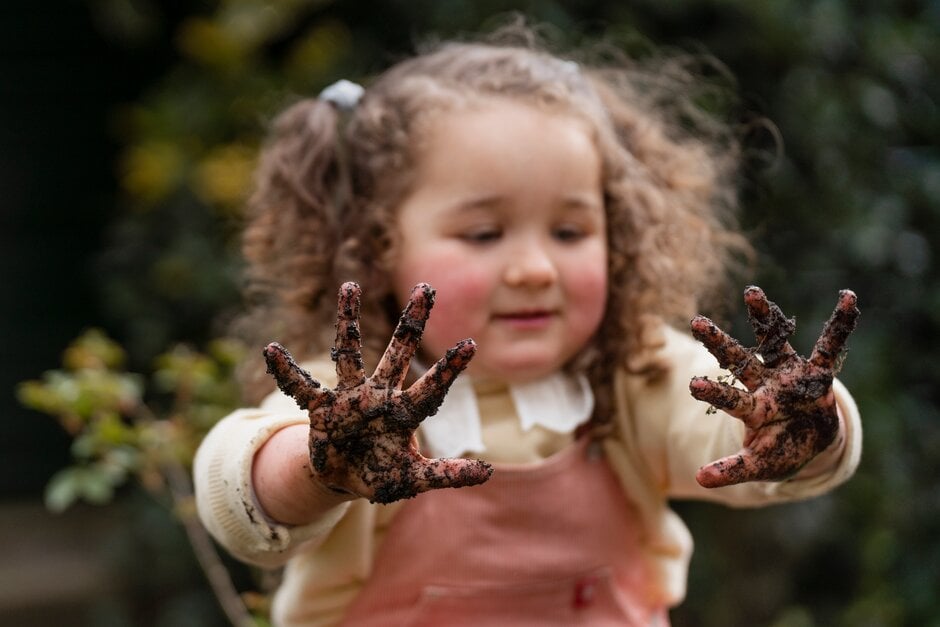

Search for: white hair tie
xmin=318 ymin=79 xmax=364 ymax=111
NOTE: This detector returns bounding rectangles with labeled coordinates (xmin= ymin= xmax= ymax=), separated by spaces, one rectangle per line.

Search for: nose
xmin=503 ymin=237 xmax=558 ymax=287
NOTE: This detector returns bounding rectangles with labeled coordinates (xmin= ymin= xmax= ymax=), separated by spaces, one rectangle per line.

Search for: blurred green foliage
xmin=18 ymin=330 xmax=244 ymax=513
xmin=18 ymin=329 xmax=262 ymax=625
xmin=20 ymin=0 xmax=939 ymax=625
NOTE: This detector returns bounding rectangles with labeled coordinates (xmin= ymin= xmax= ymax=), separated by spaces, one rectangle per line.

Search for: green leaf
xmin=44 ymin=465 xmax=123 ymax=512
xmin=62 ymin=328 xmax=127 ymax=371
xmin=70 ymin=433 xmax=98 ymax=460
xmin=44 ymin=467 xmax=83 ymax=513
xmin=78 ymin=467 xmax=116 ymax=505
xmin=17 ymin=379 xmax=69 ymax=416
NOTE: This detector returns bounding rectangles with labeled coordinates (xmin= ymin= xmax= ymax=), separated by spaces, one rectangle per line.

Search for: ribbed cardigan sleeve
xmin=604 ymin=325 xmax=862 ymax=606
xmin=193 ymin=360 xmax=351 ymax=570
xmin=625 ymin=326 xmax=862 ymax=506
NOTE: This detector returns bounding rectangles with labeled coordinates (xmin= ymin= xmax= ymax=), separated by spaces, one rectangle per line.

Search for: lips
xmin=492 ymin=310 xmax=556 ymax=329
xmin=495 ymin=310 xmax=553 ymax=320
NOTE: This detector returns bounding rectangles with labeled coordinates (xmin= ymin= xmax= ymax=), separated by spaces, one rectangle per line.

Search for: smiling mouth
xmin=496 ymin=310 xmax=552 ymax=319
xmin=493 ymin=311 xmax=555 ymax=326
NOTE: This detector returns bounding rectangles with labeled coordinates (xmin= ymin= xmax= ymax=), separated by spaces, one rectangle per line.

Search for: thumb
xmin=696 ymin=450 xmax=763 ymax=488
xmin=412 ymin=457 xmax=493 ymax=494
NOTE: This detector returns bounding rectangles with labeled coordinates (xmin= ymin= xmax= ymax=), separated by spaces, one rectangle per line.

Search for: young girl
xmin=194 ymin=27 xmax=861 ymax=626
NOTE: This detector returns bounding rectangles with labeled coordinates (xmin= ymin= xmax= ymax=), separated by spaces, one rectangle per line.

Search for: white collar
xmin=419 ymin=370 xmax=594 ymax=459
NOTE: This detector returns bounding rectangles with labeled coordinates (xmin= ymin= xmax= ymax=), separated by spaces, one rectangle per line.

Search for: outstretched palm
xmin=689 ymin=286 xmax=860 ymax=488
xmin=263 ymin=282 xmax=493 ymax=504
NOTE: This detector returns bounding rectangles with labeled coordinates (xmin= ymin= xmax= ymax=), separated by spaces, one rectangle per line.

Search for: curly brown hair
xmin=234 ymin=24 xmax=753 ymax=412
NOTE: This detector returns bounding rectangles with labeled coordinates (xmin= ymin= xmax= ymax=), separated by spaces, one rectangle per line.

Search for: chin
xmin=474 ymin=353 xmax=564 ymax=384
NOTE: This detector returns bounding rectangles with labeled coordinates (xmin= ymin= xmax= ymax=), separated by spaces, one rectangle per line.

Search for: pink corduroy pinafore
xmin=338 ymin=437 xmax=669 ymax=626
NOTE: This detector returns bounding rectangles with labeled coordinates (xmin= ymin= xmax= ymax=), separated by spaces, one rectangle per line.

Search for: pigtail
xmin=235 ymin=98 xmax=347 ymax=403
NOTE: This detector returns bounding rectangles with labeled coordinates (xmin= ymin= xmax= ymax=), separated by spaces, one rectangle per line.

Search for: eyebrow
xmin=447 ymin=192 xmax=602 ymax=214
xmin=447 ymin=194 xmax=504 ymax=212
xmin=561 ymin=192 xmax=603 ymax=212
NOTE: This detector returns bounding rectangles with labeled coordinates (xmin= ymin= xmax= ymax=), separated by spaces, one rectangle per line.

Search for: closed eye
xmin=553 ymin=225 xmax=586 ymax=242
xmin=460 ymin=228 xmax=502 ymax=244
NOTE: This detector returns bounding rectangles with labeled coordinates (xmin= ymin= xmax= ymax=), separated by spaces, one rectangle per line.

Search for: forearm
xmin=194 ymin=408 xmax=352 ymax=568
xmin=252 ymin=424 xmax=355 ymax=526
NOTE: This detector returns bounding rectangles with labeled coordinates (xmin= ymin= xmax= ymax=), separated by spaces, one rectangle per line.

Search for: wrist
xmin=252 ymin=423 xmax=354 ymax=526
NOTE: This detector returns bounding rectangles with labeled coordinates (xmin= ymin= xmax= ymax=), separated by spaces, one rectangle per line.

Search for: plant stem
xmin=163 ymin=460 xmax=256 ymax=627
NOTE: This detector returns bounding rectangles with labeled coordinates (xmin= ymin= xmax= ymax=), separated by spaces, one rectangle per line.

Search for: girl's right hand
xmin=263 ymin=282 xmax=493 ymax=504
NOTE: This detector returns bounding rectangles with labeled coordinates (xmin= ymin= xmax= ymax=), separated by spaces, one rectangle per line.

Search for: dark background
xmin=2 ymin=1 xmax=938 ymax=625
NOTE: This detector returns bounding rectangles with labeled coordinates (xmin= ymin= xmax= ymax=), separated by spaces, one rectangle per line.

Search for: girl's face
xmin=391 ymin=99 xmax=608 ymax=384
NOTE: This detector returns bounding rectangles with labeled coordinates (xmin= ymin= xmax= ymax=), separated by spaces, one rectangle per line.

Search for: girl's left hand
xmin=688 ymin=286 xmax=859 ymax=488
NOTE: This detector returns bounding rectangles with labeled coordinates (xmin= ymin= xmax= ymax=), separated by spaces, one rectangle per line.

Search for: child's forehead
xmin=411 ymin=94 xmax=599 ymax=148
xmin=393 ymin=99 xmax=607 ymax=229
xmin=411 ymin=99 xmax=600 ymax=171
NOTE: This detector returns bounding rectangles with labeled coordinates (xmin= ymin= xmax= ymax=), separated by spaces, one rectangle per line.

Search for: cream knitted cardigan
xmin=194 ymin=326 xmax=861 ymax=626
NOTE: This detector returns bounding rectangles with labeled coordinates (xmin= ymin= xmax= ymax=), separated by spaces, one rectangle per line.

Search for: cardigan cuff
xmin=194 ymin=408 xmax=350 ymax=569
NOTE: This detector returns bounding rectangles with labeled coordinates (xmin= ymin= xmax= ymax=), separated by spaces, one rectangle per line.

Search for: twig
xmin=163 ymin=460 xmax=255 ymax=627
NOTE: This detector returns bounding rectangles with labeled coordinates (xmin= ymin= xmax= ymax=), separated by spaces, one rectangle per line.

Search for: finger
xmin=366 ymin=454 xmax=492 ymax=504
xmin=810 ymin=289 xmax=860 ymax=370
xmin=332 ymin=282 xmax=366 ymax=388
xmin=263 ymin=342 xmax=328 ymax=410
xmin=696 ymin=451 xmax=766 ymax=488
xmin=411 ymin=457 xmax=493 ymax=494
xmin=373 ymin=283 xmax=435 ymax=388
xmin=403 ymin=339 xmax=476 ymax=421
xmin=743 ymin=286 xmax=797 ymax=367
xmin=689 ymin=376 xmax=773 ymax=428
xmin=690 ymin=315 xmax=765 ymax=390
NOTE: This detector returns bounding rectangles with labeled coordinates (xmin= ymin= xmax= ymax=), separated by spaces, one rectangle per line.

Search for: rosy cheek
xmin=425 ymin=276 xmax=491 ymax=354
xmin=568 ymin=260 xmax=608 ymax=336
xmin=394 ymin=251 xmax=492 ymax=356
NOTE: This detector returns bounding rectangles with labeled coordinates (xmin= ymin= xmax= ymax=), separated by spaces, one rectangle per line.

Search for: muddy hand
xmin=263 ymin=282 xmax=493 ymax=504
xmin=689 ymin=286 xmax=859 ymax=488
